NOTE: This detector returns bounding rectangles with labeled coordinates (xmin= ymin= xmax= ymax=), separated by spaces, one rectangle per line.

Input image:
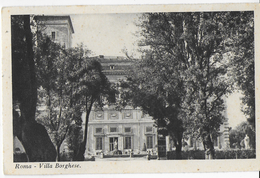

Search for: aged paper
xmin=2 ymin=3 xmax=260 ymax=175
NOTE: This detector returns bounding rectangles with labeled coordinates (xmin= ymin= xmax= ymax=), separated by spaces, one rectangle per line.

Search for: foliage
xmin=64 ymin=45 xmax=115 ymax=161
xmin=229 ymin=121 xmax=255 ymax=149
xmin=230 ymin=12 xmax=255 ymax=129
xmin=125 ymin=12 xmax=248 ymax=159
xmin=167 ymin=150 xmax=205 ymax=160
xmin=122 ymin=57 xmax=185 ymax=156
xmin=125 ymin=11 xmax=254 ymax=159
xmin=66 ymin=114 xmax=83 ymax=159
xmin=215 ymin=149 xmax=255 ymax=159
xmin=167 ymin=149 xmax=255 ymax=160
xmin=34 ymin=33 xmax=113 ymax=161
xmin=34 ymin=27 xmax=114 ymax=161
xmin=34 ymin=33 xmax=80 ymax=161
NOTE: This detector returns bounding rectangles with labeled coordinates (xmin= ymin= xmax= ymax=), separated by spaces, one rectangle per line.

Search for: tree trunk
xmin=56 ymin=144 xmax=61 ymax=162
xmin=20 ymin=120 xmax=57 ymax=162
xmin=175 ymin=136 xmax=182 ymax=160
xmin=171 ymin=132 xmax=182 ymax=160
xmin=74 ymin=142 xmax=86 ymax=161
xmin=74 ymin=97 xmax=94 ymax=161
xmin=12 ymin=15 xmax=57 ymax=162
xmin=203 ymin=134 xmax=215 ymax=159
xmin=20 ymin=15 xmax=37 ymax=122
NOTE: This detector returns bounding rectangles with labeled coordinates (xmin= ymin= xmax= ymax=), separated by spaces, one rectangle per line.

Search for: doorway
xmin=109 ymin=137 xmax=118 ymax=151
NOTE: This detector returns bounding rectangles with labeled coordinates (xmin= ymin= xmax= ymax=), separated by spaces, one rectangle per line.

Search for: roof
xmin=34 ymin=15 xmax=74 ymax=33
xmin=91 ymin=55 xmax=135 ymax=63
xmin=90 ymin=55 xmax=135 ymax=76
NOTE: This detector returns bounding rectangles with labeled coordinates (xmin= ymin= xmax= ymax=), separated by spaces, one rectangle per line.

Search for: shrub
xmin=167 ymin=150 xmax=205 ymax=160
xmin=167 ymin=149 xmax=255 ymax=160
xmin=215 ymin=149 xmax=255 ymax=159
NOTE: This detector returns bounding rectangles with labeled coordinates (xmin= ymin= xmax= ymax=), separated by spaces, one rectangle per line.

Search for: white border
xmin=1 ymin=1 xmax=260 ymax=178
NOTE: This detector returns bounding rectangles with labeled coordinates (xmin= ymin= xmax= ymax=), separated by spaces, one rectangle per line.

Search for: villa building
xmin=34 ymin=15 xmax=74 ymax=49
xmin=85 ymin=56 xmax=158 ymax=156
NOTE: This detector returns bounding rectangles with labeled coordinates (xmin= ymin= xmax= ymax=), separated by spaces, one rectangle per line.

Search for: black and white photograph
xmin=1 ymin=3 xmax=260 ymax=175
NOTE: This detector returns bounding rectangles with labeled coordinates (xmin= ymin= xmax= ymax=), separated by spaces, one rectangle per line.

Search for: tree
xmin=230 ymin=12 xmax=255 ymax=148
xmin=127 ymin=12 xmax=250 ymax=159
xmin=64 ymin=46 xmax=114 ymax=161
xmin=66 ymin=115 xmax=83 ymax=160
xmin=121 ymin=55 xmax=185 ymax=159
xmin=12 ymin=15 xmax=56 ymax=162
xmin=34 ymin=27 xmax=114 ymax=161
xmin=12 ymin=15 xmax=114 ymax=162
xmin=229 ymin=121 xmax=255 ymax=149
xmin=34 ymin=34 xmax=79 ymax=161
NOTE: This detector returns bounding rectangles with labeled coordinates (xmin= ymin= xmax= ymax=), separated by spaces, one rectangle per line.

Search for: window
xmin=146 ymin=126 xmax=153 ymax=133
xmin=124 ymin=127 xmax=131 ymax=133
xmin=51 ymin=32 xmax=55 ymax=40
xmin=96 ymin=128 xmax=102 ymax=133
xmin=110 ymin=127 xmax=117 ymax=133
xmin=96 ymin=137 xmax=102 ymax=150
xmin=110 ymin=65 xmax=115 ymax=70
xmin=124 ymin=137 xmax=131 ymax=149
xmin=147 ymin=136 xmax=153 ymax=149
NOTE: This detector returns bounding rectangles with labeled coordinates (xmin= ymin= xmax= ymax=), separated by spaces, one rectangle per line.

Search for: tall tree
xmin=34 ymin=30 xmax=114 ymax=161
xmin=65 ymin=46 xmax=114 ymax=161
xmin=121 ymin=54 xmax=186 ymax=159
xmin=128 ymin=12 xmax=251 ymax=159
xmin=230 ymin=12 xmax=255 ymax=148
xmin=12 ymin=15 xmax=56 ymax=162
xmin=34 ymin=34 xmax=76 ymax=161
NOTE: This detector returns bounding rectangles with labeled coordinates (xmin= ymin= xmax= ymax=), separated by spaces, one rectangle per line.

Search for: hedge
xmin=167 ymin=149 xmax=255 ymax=160
xmin=215 ymin=149 xmax=256 ymax=159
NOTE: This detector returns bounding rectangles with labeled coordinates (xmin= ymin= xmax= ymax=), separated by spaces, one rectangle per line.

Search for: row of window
xmin=95 ymin=136 xmax=153 ymax=150
xmin=95 ymin=126 xmax=153 ymax=134
xmin=95 ymin=112 xmax=132 ymax=120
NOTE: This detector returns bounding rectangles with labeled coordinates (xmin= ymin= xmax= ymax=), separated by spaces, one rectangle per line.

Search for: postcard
xmin=2 ymin=3 xmax=260 ymax=175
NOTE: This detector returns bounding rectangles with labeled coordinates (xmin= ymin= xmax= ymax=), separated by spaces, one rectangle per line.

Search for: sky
xmin=226 ymin=91 xmax=247 ymax=128
xmin=70 ymin=13 xmax=141 ymax=57
xmin=69 ymin=13 xmax=247 ymax=129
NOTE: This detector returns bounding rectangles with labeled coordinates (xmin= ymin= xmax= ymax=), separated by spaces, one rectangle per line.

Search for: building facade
xmin=85 ymin=56 xmax=158 ymax=156
xmin=34 ymin=15 xmax=74 ymax=49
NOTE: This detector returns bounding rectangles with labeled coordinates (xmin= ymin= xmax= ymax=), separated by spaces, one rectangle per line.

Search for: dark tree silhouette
xmin=12 ymin=15 xmax=56 ymax=162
